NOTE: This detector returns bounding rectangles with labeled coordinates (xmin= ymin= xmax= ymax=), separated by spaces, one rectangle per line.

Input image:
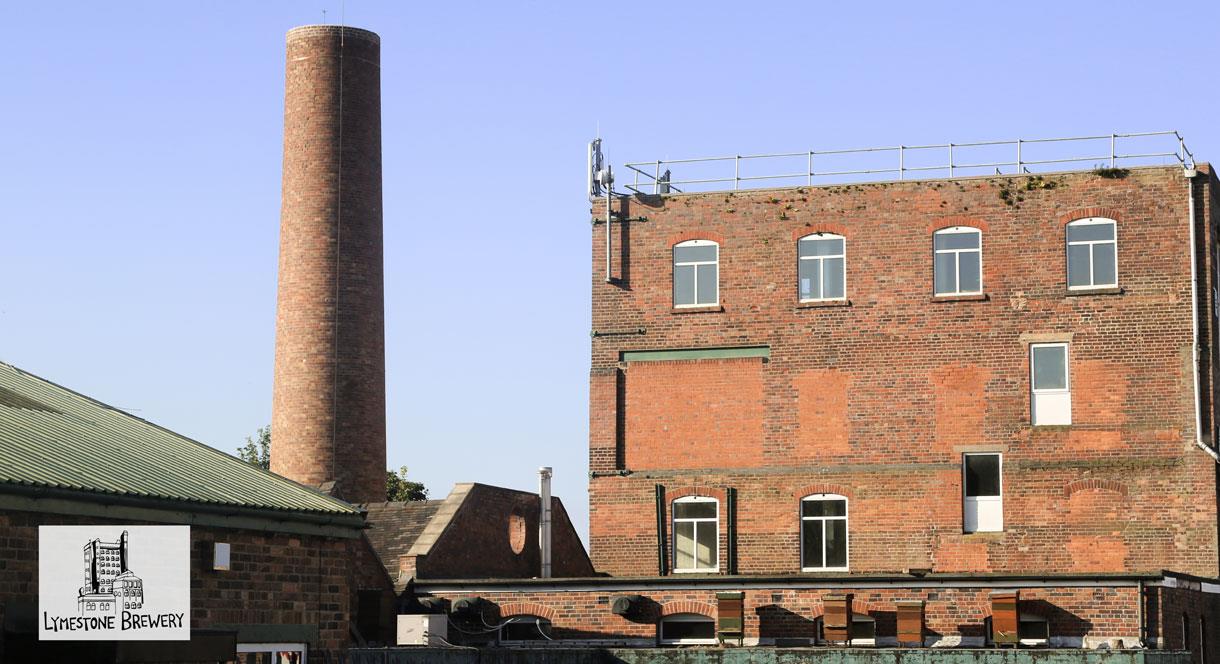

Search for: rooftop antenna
xmin=589 ymin=139 xmax=614 ymax=282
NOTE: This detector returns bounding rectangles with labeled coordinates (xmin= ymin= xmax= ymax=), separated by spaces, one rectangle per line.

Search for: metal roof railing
xmin=623 ymin=131 xmax=1195 ymax=195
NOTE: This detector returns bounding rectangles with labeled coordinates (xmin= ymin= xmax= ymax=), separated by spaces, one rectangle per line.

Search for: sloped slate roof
xmin=361 ymin=499 xmax=445 ymax=569
xmin=0 ymin=361 xmax=360 ymax=516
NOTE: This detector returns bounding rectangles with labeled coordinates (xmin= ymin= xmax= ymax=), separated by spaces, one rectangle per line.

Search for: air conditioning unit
xmin=396 ymin=614 xmax=448 ymax=646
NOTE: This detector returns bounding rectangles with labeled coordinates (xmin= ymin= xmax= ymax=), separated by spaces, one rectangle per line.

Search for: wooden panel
xmin=991 ymin=591 xmax=1019 ymax=645
xmin=896 ymin=600 xmax=924 ymax=646
xmin=822 ymin=593 xmax=852 ymax=644
xmin=716 ymin=592 xmax=744 ymax=645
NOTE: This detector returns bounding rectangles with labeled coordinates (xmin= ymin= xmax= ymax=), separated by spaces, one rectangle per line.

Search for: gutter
xmin=0 ymin=482 xmax=368 ymax=537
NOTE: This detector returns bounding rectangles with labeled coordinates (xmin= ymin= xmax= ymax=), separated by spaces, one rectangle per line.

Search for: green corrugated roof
xmin=0 ymin=361 xmax=360 ymax=516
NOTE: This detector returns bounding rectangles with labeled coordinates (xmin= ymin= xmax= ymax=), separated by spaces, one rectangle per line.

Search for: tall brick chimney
xmin=271 ymin=25 xmax=385 ymax=504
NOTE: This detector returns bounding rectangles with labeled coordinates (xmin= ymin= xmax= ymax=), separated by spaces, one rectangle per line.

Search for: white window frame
xmin=236 ymin=643 xmax=308 ymax=663
xmin=933 ymin=226 xmax=983 ymax=296
xmin=659 ymin=613 xmax=717 ymax=645
xmin=673 ymin=239 xmax=719 ymax=308
xmin=1066 ymin=217 xmax=1118 ymax=290
xmin=800 ymin=493 xmax=849 ymax=572
xmin=963 ymin=453 xmax=1003 ymax=533
xmin=672 ymin=496 xmax=719 ymax=573
xmin=498 ymin=615 xmax=553 ymax=644
xmin=1030 ymin=342 xmax=1071 ymax=426
xmin=798 ymin=233 xmax=847 ymax=302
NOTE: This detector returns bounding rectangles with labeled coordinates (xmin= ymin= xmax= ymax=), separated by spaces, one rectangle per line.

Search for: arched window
xmin=673 ymin=240 xmax=719 ymax=307
xmin=798 ymin=233 xmax=846 ymax=301
xmin=800 ymin=494 xmax=848 ymax=570
xmin=499 ymin=615 xmax=553 ymax=643
xmin=933 ymin=226 xmax=982 ymax=295
xmin=673 ymin=496 xmax=718 ymax=572
xmin=1066 ymin=217 xmax=1117 ymax=289
xmin=659 ymin=613 xmax=716 ymax=645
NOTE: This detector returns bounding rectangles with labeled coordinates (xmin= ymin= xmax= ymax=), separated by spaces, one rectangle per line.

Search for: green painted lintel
xmin=621 ymin=346 xmax=769 ymax=363
xmin=0 ymin=492 xmax=364 ymax=539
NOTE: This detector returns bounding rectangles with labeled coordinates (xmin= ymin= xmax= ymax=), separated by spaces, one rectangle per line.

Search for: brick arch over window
xmin=1058 ymin=207 xmax=1124 ymax=225
xmin=1063 ymin=479 xmax=1129 ymax=498
xmin=668 ymin=486 xmax=728 ymax=503
xmin=793 ymin=484 xmax=854 ymax=500
xmin=660 ymin=600 xmax=717 ymax=617
xmin=806 ymin=597 xmax=882 ymax=618
xmin=667 ymin=231 xmax=726 ymax=247
xmin=792 ymin=223 xmax=849 ymax=241
xmin=498 ymin=602 xmax=557 ymax=622
xmin=927 ymin=216 xmax=990 ymax=235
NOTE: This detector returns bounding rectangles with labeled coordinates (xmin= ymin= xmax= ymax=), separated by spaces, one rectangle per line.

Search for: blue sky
xmin=1 ymin=1 xmax=1216 ymax=541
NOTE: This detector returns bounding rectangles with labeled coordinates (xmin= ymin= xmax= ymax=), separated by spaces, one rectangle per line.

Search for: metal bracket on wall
xmin=591 ymin=214 xmax=648 ymax=226
xmin=591 ymin=328 xmax=646 ymax=338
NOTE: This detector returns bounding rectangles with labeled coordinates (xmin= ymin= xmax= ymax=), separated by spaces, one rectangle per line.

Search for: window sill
xmin=671 ymin=305 xmax=724 ymax=315
xmin=796 ymin=299 xmax=851 ymax=310
xmin=1066 ymin=286 xmax=1123 ymax=296
xmin=931 ymin=293 xmax=988 ymax=303
xmin=1031 ymin=423 xmax=1072 ymax=429
xmin=671 ymin=569 xmax=720 ymax=574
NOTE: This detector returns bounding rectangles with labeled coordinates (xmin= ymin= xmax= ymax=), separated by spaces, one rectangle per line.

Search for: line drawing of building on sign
xmin=77 ymin=530 xmax=143 ymax=614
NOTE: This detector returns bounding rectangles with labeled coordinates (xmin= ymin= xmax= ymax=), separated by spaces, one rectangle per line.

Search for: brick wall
xmin=423 ymin=584 xmax=1144 ymax=647
xmin=271 ymin=25 xmax=387 ymax=505
xmin=589 ymin=166 xmax=1219 ymax=578
xmin=0 ymin=509 xmax=391 ymax=658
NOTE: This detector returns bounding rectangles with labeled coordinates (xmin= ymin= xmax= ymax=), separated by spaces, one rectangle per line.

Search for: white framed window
xmin=673 ymin=240 xmax=719 ymax=307
xmin=659 ymin=613 xmax=716 ymax=645
xmin=236 ymin=643 xmax=308 ymax=664
xmin=673 ymin=496 xmax=718 ymax=572
xmin=963 ymin=453 xmax=1002 ymax=533
xmin=798 ymin=233 xmax=846 ymax=301
xmin=1031 ymin=342 xmax=1071 ymax=425
xmin=800 ymin=494 xmax=848 ymax=571
xmin=499 ymin=615 xmax=553 ymax=643
xmin=1066 ymin=218 xmax=1117 ymax=289
xmin=933 ymin=227 xmax=982 ymax=295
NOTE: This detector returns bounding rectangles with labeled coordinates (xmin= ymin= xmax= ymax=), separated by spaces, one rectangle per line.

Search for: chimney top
xmin=286 ymin=25 xmax=380 ymax=44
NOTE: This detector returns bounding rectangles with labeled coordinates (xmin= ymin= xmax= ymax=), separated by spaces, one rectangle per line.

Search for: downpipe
xmin=1186 ymin=168 xmax=1219 ymax=462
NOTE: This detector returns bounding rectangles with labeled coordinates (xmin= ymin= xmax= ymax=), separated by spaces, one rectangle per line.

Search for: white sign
xmin=39 ymin=525 xmax=190 ymax=641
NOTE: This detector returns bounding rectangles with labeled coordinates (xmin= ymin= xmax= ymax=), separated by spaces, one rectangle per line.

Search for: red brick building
xmin=411 ymin=147 xmax=1220 ymax=660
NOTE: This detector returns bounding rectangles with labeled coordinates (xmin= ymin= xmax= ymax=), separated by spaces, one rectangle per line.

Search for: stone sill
xmin=671 ymin=305 xmax=725 ymax=315
xmin=796 ymin=299 xmax=851 ymax=310
xmin=1066 ymin=286 xmax=1123 ymax=296
xmin=931 ymin=293 xmax=989 ymax=303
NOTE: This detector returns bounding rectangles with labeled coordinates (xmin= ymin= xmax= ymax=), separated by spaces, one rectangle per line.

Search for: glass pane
xmin=803 ymin=498 xmax=846 ymax=517
xmin=1019 ymin=619 xmax=1049 ymax=641
xmin=799 ymin=258 xmax=820 ymax=299
xmin=823 ymin=257 xmax=845 ymax=298
xmin=674 ymin=521 xmax=695 ymax=569
xmin=1093 ymin=243 xmax=1116 ymax=285
xmin=802 ymin=520 xmax=824 ymax=568
xmin=964 ymin=454 xmax=1001 ymax=497
xmin=1067 ymin=244 xmax=1092 ymax=287
xmin=696 ymin=264 xmax=718 ymax=305
xmin=1067 ymin=222 xmax=1114 ymax=242
xmin=958 ymin=251 xmax=981 ymax=292
xmin=850 ymin=619 xmax=875 ymax=640
xmin=1032 ymin=345 xmax=1067 ymax=390
xmin=695 ymin=522 xmax=717 ymax=568
xmin=825 ymin=519 xmax=847 ymax=567
xmin=674 ymin=265 xmax=695 ymax=305
xmin=934 ymin=252 xmax=956 ymax=294
xmin=675 ymin=500 xmax=716 ymax=519
xmin=934 ymin=231 xmax=980 ymax=250
xmin=674 ymin=244 xmax=717 ymax=263
xmin=664 ymin=618 xmax=715 ymax=640
xmin=800 ymin=237 xmax=844 ymax=257
xmin=503 ymin=618 xmax=551 ymax=641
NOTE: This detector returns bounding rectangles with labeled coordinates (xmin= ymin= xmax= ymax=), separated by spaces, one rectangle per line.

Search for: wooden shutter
xmin=896 ymin=600 xmax=924 ymax=647
xmin=822 ymin=593 xmax=852 ymax=644
xmin=990 ymin=591 xmax=1019 ymax=645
